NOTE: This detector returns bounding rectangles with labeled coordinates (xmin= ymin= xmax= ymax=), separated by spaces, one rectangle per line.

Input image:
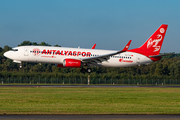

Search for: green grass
xmin=0 ymin=87 xmax=180 ymax=114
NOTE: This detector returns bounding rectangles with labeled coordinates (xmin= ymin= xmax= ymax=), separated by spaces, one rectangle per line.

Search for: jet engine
xmin=63 ymin=59 xmax=81 ymax=68
xmin=55 ymin=64 xmax=64 ymax=68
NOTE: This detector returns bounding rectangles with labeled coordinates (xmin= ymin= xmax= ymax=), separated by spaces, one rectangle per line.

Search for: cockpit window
xmin=11 ymin=49 xmax=18 ymax=51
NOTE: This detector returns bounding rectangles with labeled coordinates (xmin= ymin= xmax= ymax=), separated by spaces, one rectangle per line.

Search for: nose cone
xmin=4 ymin=51 xmax=10 ymax=58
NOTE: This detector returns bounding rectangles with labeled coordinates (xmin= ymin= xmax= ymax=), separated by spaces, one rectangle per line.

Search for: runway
xmin=0 ymin=115 xmax=180 ymax=120
xmin=0 ymin=85 xmax=180 ymax=88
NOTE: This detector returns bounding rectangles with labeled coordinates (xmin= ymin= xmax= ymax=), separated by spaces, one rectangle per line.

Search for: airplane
xmin=4 ymin=24 xmax=169 ymax=73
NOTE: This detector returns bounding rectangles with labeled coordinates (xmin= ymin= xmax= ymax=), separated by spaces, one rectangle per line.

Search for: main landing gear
xmin=80 ymin=68 xmax=92 ymax=73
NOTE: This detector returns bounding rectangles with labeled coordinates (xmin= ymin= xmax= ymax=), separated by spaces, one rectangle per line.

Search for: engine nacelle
xmin=55 ymin=64 xmax=64 ymax=68
xmin=63 ymin=59 xmax=81 ymax=68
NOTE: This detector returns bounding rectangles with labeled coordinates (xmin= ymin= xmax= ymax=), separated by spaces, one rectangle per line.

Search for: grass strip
xmin=0 ymin=87 xmax=180 ymax=114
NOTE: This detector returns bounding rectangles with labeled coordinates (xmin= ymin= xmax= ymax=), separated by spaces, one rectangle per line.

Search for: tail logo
xmin=147 ymin=28 xmax=165 ymax=52
xmin=160 ymin=28 xmax=165 ymax=33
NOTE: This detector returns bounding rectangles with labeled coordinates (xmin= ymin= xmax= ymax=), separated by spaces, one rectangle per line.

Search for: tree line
xmin=0 ymin=41 xmax=179 ymax=80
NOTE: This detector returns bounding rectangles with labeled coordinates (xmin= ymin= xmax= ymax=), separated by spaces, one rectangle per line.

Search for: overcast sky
xmin=0 ymin=0 xmax=179 ymax=53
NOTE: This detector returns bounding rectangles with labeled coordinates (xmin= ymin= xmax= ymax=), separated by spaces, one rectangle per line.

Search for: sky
xmin=0 ymin=0 xmax=180 ymax=53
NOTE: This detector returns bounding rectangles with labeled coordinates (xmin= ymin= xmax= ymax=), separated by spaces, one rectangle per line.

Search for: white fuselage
xmin=4 ymin=46 xmax=153 ymax=67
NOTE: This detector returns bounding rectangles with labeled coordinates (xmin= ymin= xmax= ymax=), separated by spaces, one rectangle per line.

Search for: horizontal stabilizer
xmin=149 ymin=53 xmax=174 ymax=58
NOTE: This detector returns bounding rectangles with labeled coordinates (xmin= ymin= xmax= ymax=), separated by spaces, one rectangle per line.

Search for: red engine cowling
xmin=56 ymin=64 xmax=64 ymax=68
xmin=63 ymin=59 xmax=81 ymax=68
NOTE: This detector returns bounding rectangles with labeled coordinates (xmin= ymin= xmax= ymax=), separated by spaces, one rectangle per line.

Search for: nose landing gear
xmin=19 ymin=63 xmax=22 ymax=68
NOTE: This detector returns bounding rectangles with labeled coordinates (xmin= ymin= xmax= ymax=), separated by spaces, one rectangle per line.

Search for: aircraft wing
xmin=81 ymin=40 xmax=132 ymax=65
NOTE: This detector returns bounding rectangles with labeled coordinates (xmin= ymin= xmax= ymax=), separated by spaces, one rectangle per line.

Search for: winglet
xmin=91 ymin=44 xmax=96 ymax=49
xmin=121 ymin=40 xmax=132 ymax=52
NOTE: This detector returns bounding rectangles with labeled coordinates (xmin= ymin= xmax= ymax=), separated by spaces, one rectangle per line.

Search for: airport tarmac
xmin=0 ymin=115 xmax=180 ymax=120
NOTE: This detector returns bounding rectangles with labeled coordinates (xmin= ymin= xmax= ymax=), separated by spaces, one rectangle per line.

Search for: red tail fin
xmin=128 ymin=24 xmax=168 ymax=57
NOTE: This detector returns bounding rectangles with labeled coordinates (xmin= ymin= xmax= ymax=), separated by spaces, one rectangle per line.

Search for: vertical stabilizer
xmin=128 ymin=24 xmax=168 ymax=57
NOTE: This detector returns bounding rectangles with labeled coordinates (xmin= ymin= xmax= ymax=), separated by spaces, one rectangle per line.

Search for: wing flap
xmin=81 ymin=40 xmax=132 ymax=63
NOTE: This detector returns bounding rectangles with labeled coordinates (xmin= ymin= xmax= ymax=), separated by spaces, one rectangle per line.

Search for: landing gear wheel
xmin=87 ymin=68 xmax=92 ymax=73
xmin=80 ymin=68 xmax=86 ymax=73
